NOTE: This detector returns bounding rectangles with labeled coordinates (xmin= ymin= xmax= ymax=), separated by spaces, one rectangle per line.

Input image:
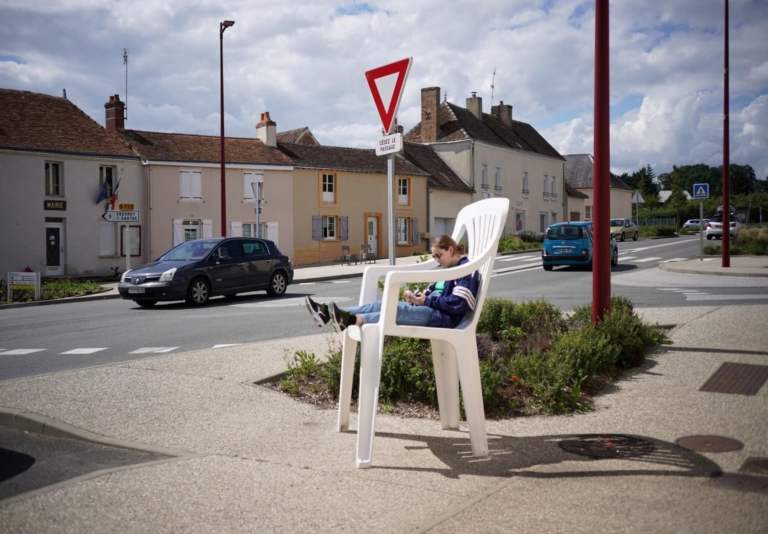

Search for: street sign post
xmin=375 ymin=133 xmax=403 ymax=156
xmin=102 ymin=210 xmax=139 ymax=223
xmin=692 ymin=183 xmax=710 ymax=261
xmin=251 ymin=178 xmax=264 ymax=238
xmin=365 ymin=57 xmax=413 ymax=265
xmin=7 ymin=271 xmax=40 ymax=302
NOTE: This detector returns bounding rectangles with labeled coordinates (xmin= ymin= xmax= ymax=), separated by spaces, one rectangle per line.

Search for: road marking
xmin=633 ymin=257 xmax=663 ymax=263
xmin=330 ymin=280 xmax=350 ymax=284
xmin=298 ymin=282 xmax=315 ymax=285
xmin=685 ymin=294 xmax=768 ymax=301
xmin=656 ymin=288 xmax=681 ymax=291
xmin=491 ymin=265 xmax=542 ymax=277
xmin=620 ymin=256 xmax=638 ymax=261
xmin=628 ymin=236 xmax=699 ymax=252
xmin=233 ymin=296 xmax=354 ymax=308
xmin=0 ymin=349 xmax=46 ymax=355
xmin=703 ymin=258 xmax=717 ymax=262
xmin=60 ymin=348 xmax=108 ymax=355
xmin=129 ymin=347 xmax=179 ymax=354
xmin=213 ymin=344 xmax=241 ymax=349
xmin=521 ymin=257 xmax=543 ymax=262
xmin=660 ymin=258 xmax=687 ymax=263
xmin=498 ymin=256 xmax=532 ymax=262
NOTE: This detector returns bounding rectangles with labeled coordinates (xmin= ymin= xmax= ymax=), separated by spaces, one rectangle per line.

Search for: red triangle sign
xmin=365 ymin=57 xmax=412 ymax=135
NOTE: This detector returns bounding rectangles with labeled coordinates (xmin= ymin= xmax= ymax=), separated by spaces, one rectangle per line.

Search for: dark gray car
xmin=118 ymin=238 xmax=293 ymax=307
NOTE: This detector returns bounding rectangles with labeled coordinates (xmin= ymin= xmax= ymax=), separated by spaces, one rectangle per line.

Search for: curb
xmin=658 ymin=262 xmax=768 ymax=278
xmin=0 ymin=407 xmax=195 ymax=458
xmin=0 ymin=290 xmax=121 ymax=310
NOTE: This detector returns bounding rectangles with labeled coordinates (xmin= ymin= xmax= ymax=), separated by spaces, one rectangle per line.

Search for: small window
xmin=494 ymin=167 xmax=501 ymax=191
xmin=322 ymin=173 xmax=335 ymax=203
xmin=515 ymin=211 xmax=525 ymax=235
xmin=543 ymin=175 xmax=549 ymax=198
xmin=397 ymin=218 xmax=408 ymax=244
xmin=398 ymin=178 xmax=409 ymax=205
xmin=522 ymin=172 xmax=529 ymax=196
xmin=45 ymin=162 xmax=63 ymax=196
xmin=100 ymin=166 xmax=115 ymax=199
xmin=481 ymin=165 xmax=489 ymax=190
xmin=183 ymin=219 xmax=200 ymax=241
xmin=180 ymin=170 xmax=202 ymax=201
xmin=585 ymin=206 xmax=593 ymax=221
xmin=242 ymin=222 xmax=265 ymax=238
xmin=322 ymin=215 xmax=336 ymax=239
xmin=551 ymin=212 xmax=557 ymax=224
xmin=551 ymin=176 xmax=557 ymax=199
xmin=539 ymin=212 xmax=549 ymax=233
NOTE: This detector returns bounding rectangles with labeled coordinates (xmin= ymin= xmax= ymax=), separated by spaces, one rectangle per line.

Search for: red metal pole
xmin=592 ymin=0 xmax=611 ymax=322
xmin=220 ymin=23 xmax=227 ymax=238
xmin=722 ymin=0 xmax=730 ymax=267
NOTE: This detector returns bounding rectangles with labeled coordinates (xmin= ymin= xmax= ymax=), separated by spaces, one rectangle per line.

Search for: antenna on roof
xmin=62 ymin=88 xmax=67 ymax=100
xmin=490 ymin=67 xmax=497 ymax=107
xmin=123 ymin=48 xmax=129 ymax=122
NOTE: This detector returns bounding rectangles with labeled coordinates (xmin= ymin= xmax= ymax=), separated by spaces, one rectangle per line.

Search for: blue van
xmin=541 ymin=222 xmax=618 ymax=271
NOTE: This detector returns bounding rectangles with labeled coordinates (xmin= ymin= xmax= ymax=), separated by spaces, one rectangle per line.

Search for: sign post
xmin=7 ymin=271 xmax=40 ymax=302
xmin=366 ymin=57 xmax=412 ymax=265
xmin=693 ymin=183 xmax=710 ymax=261
xmin=124 ymin=226 xmax=131 ymax=272
xmin=251 ymin=178 xmax=264 ymax=238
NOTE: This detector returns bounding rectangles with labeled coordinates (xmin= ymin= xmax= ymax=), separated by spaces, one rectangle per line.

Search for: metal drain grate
xmin=699 ymin=362 xmax=768 ymax=395
xmin=558 ymin=434 xmax=654 ymax=459
xmin=675 ymin=435 xmax=744 ymax=453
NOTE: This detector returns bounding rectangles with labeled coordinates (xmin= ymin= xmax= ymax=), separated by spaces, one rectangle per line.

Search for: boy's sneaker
xmin=305 ymin=296 xmax=330 ymax=327
xmin=329 ymin=302 xmax=355 ymax=333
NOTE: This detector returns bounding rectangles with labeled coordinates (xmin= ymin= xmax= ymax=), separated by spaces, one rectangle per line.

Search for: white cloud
xmin=0 ymin=0 xmax=766 ymax=178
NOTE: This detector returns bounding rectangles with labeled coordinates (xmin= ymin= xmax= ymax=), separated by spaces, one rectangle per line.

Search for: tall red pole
xmin=220 ymin=23 xmax=227 ymax=237
xmin=722 ymin=0 xmax=730 ymax=267
xmin=592 ymin=0 xmax=611 ymax=322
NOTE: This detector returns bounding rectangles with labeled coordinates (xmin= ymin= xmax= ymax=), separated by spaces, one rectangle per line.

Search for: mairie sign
xmin=693 ymin=183 xmax=709 ymax=200
xmin=102 ymin=210 xmax=140 ymax=223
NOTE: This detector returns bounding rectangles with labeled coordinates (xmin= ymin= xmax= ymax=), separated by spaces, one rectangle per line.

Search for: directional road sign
xmin=365 ymin=57 xmax=412 ymax=135
xmin=693 ymin=183 xmax=710 ymax=199
xmin=102 ymin=210 xmax=139 ymax=223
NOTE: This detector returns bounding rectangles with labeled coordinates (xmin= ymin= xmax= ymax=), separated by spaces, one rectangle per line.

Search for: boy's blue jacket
xmin=423 ymin=256 xmax=480 ymax=328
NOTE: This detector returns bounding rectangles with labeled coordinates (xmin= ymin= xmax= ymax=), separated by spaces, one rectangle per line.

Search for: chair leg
xmin=337 ymin=332 xmax=357 ymax=432
xmin=455 ymin=345 xmax=489 ymax=457
xmin=431 ymin=339 xmax=460 ymax=430
xmin=355 ymin=325 xmax=383 ymax=469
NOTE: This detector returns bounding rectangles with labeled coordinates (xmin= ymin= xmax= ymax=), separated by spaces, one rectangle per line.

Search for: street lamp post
xmin=220 ymin=19 xmax=235 ymax=237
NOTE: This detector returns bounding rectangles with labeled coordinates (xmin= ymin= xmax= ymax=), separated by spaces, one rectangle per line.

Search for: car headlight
xmin=120 ymin=269 xmax=132 ymax=283
xmin=159 ymin=268 xmax=177 ymax=282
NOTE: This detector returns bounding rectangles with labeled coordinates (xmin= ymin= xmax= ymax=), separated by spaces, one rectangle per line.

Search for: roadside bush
xmin=517 ymin=231 xmax=544 ymax=244
xmin=497 ymin=236 xmax=540 ymax=253
xmin=1 ymin=278 xmax=104 ymax=303
xmin=733 ymin=227 xmax=768 ymax=255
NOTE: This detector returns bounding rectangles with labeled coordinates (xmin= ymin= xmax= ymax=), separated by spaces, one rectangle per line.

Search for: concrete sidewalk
xmin=1 ymin=302 xmax=767 ymax=532
xmin=660 ymin=255 xmax=768 ymax=277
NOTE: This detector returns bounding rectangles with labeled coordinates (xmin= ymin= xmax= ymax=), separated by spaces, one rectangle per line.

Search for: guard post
xmin=693 ymin=183 xmax=709 ymax=261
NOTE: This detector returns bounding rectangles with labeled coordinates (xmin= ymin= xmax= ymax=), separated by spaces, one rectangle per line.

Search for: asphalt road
xmin=1 ymin=235 xmax=767 ymax=381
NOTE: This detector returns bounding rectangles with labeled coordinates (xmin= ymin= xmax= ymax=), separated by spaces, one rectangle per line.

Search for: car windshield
xmin=158 ymin=241 xmax=217 ymax=261
xmin=610 ymin=219 xmax=624 ymax=226
xmin=546 ymin=226 xmax=583 ymax=240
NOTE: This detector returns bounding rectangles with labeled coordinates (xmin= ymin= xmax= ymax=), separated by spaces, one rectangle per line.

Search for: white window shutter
xmin=267 ymin=221 xmax=278 ymax=246
xmin=180 ymin=171 xmax=191 ymax=199
xmin=230 ymin=221 xmax=243 ymax=237
xmin=244 ymin=173 xmax=254 ymax=200
xmin=203 ymin=219 xmax=213 ymax=238
xmin=191 ymin=171 xmax=202 ymax=200
xmin=99 ymin=223 xmax=115 ymax=255
xmin=173 ymin=219 xmax=183 ymax=246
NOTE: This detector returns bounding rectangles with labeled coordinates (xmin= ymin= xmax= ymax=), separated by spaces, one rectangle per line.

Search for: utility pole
xmin=722 ymin=0 xmax=730 ymax=267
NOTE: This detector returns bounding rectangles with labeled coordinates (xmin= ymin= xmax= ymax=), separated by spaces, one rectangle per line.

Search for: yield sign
xmin=365 ymin=57 xmax=413 ymax=135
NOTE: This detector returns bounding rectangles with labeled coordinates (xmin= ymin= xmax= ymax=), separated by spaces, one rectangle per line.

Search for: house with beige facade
xmin=405 ymin=87 xmax=566 ymax=236
xmin=0 ymin=89 xmax=144 ymax=279
xmin=564 ymin=154 xmax=633 ymax=220
xmin=116 ymin=110 xmax=295 ymax=262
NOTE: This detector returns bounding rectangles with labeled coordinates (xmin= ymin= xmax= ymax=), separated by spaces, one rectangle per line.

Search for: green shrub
xmin=379 ymin=337 xmax=436 ymax=405
xmin=478 ymin=298 xmax=565 ymax=341
xmin=497 ymin=236 xmax=540 ymax=253
xmin=655 ymin=225 xmax=676 ymax=237
xmin=703 ymin=245 xmax=721 ymax=255
xmin=517 ymin=231 xmax=544 ymax=244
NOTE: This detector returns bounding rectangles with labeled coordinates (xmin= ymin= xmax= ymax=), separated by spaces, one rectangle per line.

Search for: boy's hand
xmin=409 ymin=291 xmax=427 ymax=306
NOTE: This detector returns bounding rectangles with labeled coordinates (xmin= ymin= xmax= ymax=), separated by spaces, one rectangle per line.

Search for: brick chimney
xmin=256 ymin=112 xmax=277 ymax=147
xmin=104 ymin=94 xmax=125 ymax=132
xmin=420 ymin=87 xmax=440 ymax=143
xmin=466 ymin=92 xmax=482 ymax=121
xmin=491 ymin=100 xmax=513 ymax=128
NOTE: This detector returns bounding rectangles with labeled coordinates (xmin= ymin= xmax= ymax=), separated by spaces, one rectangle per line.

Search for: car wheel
xmin=185 ymin=277 xmax=210 ymax=306
xmin=620 ymin=232 xmax=625 ymax=242
xmin=611 ymin=247 xmax=618 ymax=267
xmin=706 ymin=235 xmax=712 ymax=240
xmin=586 ymin=261 xmax=593 ymax=271
xmin=223 ymin=294 xmax=238 ymax=299
xmin=267 ymin=271 xmax=287 ymax=297
xmin=543 ymin=264 xmax=553 ymax=271
xmin=632 ymin=231 xmax=638 ymax=241
xmin=137 ymin=300 xmax=157 ymax=308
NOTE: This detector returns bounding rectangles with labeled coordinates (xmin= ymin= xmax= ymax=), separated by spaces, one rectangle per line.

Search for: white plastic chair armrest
xmin=358 ymin=260 xmax=438 ymax=305
xmin=383 ymin=255 xmax=488 ymax=286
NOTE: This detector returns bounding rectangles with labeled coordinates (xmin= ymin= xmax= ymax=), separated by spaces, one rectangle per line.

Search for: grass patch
xmin=265 ymin=295 xmax=669 ymax=418
xmin=1 ymin=278 xmax=106 ymax=303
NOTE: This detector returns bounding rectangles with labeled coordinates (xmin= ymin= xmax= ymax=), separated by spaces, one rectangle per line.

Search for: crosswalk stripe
xmin=620 ymin=256 xmax=637 ymax=261
xmin=298 ymin=282 xmax=315 ymax=285
xmin=656 ymin=288 xmax=681 ymax=291
xmin=60 ymin=348 xmax=108 ymax=355
xmin=521 ymin=257 xmax=542 ymax=262
xmin=633 ymin=256 xmax=663 ymax=263
xmin=0 ymin=349 xmax=46 ymax=355
xmin=500 ymin=255 xmax=534 ymax=261
xmin=129 ymin=347 xmax=179 ymax=354
xmin=660 ymin=258 xmax=687 ymax=263
xmin=330 ymin=280 xmax=350 ymax=284
xmin=213 ymin=344 xmax=241 ymax=349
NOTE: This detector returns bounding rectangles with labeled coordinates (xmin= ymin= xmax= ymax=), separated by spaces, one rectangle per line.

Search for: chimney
xmin=466 ymin=92 xmax=483 ymax=121
xmin=256 ymin=112 xmax=277 ymax=147
xmin=104 ymin=94 xmax=125 ymax=132
xmin=491 ymin=100 xmax=513 ymax=128
xmin=420 ymin=87 xmax=440 ymax=143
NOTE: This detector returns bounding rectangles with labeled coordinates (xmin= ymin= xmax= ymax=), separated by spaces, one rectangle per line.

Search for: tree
xmin=634 ymin=166 xmax=659 ymax=207
xmin=668 ymin=166 xmax=689 ymax=228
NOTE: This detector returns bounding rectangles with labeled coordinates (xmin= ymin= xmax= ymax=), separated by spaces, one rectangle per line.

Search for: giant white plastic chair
xmin=337 ymin=198 xmax=509 ymax=468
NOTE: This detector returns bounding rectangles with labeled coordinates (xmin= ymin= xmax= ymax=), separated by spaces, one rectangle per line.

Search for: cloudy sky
xmin=1 ymin=0 xmax=767 ymax=179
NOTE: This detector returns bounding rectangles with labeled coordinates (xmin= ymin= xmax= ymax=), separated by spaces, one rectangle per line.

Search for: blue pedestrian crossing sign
xmin=693 ymin=183 xmax=709 ymax=199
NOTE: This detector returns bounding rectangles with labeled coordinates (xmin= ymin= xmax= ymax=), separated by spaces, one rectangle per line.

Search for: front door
xmin=45 ymin=222 xmax=65 ymax=276
xmin=367 ymin=217 xmax=378 ymax=256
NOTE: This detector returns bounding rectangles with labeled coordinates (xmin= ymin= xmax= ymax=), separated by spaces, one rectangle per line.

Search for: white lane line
xmin=686 ymin=294 xmax=768 ymax=301
xmin=129 ymin=347 xmax=180 ymax=354
xmin=330 ymin=280 xmax=350 ymax=284
xmin=703 ymin=258 xmax=717 ymax=262
xmin=498 ymin=256 xmax=531 ymax=262
xmin=213 ymin=344 xmax=241 ymax=349
xmin=521 ymin=257 xmax=543 ymax=262
xmin=619 ymin=256 xmax=638 ymax=261
xmin=633 ymin=257 xmax=663 ymax=263
xmin=656 ymin=288 xmax=682 ymax=291
xmin=60 ymin=348 xmax=108 ymax=355
xmin=660 ymin=258 xmax=687 ymax=263
xmin=492 ymin=265 xmax=542 ymax=277
xmin=0 ymin=349 xmax=46 ymax=355
xmin=298 ymin=282 xmax=315 ymax=285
